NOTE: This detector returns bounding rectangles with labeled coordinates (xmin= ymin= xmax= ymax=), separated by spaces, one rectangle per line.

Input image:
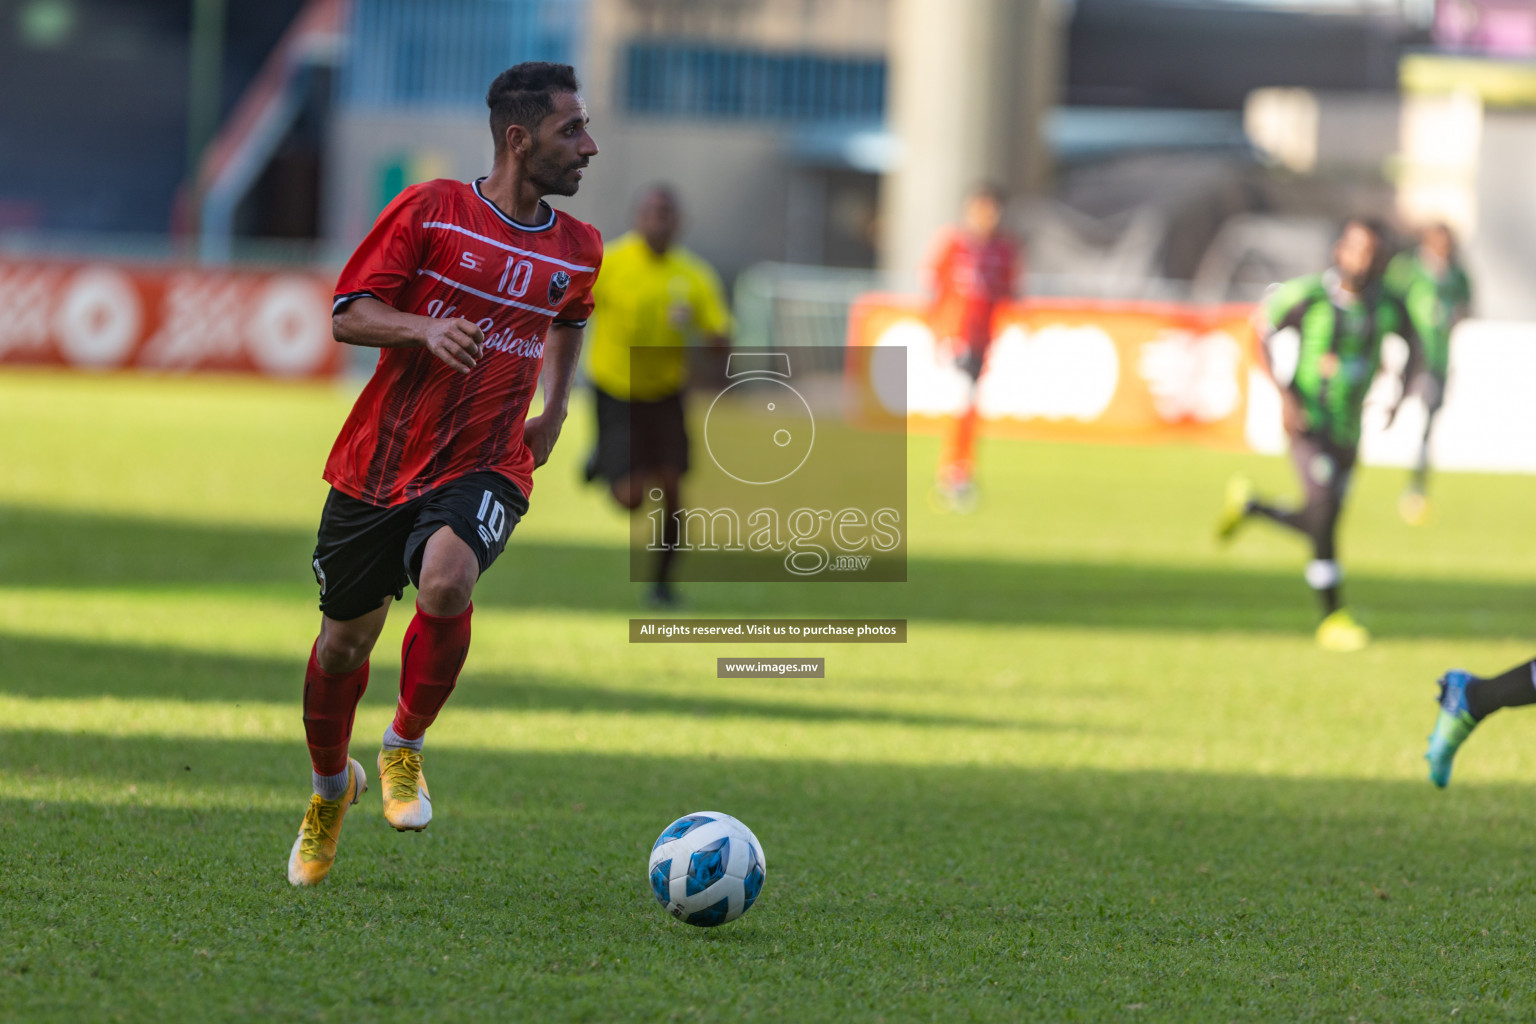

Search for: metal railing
xmin=623 ymin=42 xmax=886 ymax=122
xmin=731 ymin=262 xmax=1248 ymax=351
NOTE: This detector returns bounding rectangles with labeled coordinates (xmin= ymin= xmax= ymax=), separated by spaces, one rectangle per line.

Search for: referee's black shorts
xmin=310 ymin=471 xmax=528 ymax=622
xmin=590 ymin=385 xmax=690 ymax=484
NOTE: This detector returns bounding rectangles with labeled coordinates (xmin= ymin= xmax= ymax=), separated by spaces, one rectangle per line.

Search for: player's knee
xmin=417 ymin=568 xmax=475 ymax=616
xmin=612 ymin=480 xmax=644 ymax=511
xmin=316 ymin=632 xmax=373 ymax=674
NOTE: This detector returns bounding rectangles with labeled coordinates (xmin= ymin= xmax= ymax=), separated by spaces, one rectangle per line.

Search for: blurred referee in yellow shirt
xmin=585 ymin=185 xmax=731 ymax=606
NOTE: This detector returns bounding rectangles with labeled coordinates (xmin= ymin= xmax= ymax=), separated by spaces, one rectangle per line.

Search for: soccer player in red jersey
xmin=287 ymin=62 xmax=601 ymax=886
xmin=926 ymin=182 xmax=1021 ymax=511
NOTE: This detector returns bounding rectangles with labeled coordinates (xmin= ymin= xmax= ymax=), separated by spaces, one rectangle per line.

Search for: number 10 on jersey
xmin=499 ymin=257 xmax=533 ymax=298
xmin=476 ymin=490 xmax=507 ymax=545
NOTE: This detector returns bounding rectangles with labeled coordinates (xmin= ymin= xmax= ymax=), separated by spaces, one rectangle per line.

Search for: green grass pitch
xmin=4 ymin=370 xmax=1536 ymax=1022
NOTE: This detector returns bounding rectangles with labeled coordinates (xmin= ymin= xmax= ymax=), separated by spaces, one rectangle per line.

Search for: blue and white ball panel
xmin=647 ymin=812 xmax=767 ymax=927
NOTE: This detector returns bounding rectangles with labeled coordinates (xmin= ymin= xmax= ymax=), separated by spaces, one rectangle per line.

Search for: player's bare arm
xmin=1385 ymin=311 xmax=1426 ymax=428
xmin=524 ymin=322 xmax=584 ymax=468
xmin=1252 ymin=310 xmax=1304 ymax=434
xmin=332 ymin=296 xmax=485 ymax=375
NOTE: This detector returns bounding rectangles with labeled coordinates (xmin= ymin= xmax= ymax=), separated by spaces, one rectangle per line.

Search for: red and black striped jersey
xmin=928 ymin=227 xmax=1019 ymax=351
xmin=325 ymin=178 xmax=602 ymax=506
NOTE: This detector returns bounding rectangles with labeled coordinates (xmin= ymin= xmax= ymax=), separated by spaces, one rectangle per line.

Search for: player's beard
xmin=527 ymin=141 xmax=586 ymax=198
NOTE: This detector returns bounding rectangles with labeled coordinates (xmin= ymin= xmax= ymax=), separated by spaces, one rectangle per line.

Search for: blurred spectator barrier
xmin=0 ymin=256 xmax=339 ymax=378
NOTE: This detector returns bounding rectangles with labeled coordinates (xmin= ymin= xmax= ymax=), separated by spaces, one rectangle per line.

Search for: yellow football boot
xmin=1399 ymin=491 xmax=1429 ymax=526
xmin=1215 ymin=476 xmax=1254 ymax=543
xmin=287 ymin=757 xmax=367 ymax=887
xmin=378 ymin=747 xmax=433 ymax=832
xmin=1316 ymin=609 xmax=1369 ymax=652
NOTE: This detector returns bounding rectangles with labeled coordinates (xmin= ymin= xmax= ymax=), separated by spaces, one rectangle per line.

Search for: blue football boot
xmin=1425 ymin=670 xmax=1477 ymax=789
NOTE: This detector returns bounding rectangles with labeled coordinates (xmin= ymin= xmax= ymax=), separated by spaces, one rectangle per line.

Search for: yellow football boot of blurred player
xmin=1316 ymin=609 xmax=1369 ymax=652
xmin=1215 ymin=476 xmax=1254 ymax=543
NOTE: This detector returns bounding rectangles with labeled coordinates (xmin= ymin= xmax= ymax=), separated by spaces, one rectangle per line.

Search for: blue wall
xmin=339 ymin=0 xmax=585 ymax=110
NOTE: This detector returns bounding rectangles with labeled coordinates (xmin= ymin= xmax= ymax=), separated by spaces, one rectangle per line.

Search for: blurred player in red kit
xmin=287 ymin=62 xmax=601 ymax=886
xmin=926 ymin=182 xmax=1021 ymax=511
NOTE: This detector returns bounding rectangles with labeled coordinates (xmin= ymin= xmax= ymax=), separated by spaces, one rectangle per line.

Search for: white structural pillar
xmin=879 ymin=0 xmax=1061 ymax=280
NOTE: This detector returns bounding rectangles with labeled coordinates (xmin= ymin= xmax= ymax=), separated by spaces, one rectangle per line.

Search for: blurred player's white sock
xmin=381 ymin=723 xmax=424 ymax=753
xmin=312 ymin=767 xmax=349 ymax=801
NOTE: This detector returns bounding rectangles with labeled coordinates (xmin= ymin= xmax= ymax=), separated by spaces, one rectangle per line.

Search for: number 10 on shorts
xmin=476 ymin=489 xmax=507 ymax=546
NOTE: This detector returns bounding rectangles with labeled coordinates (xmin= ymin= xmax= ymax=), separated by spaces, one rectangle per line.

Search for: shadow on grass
xmin=3 ymin=503 xmax=1534 ymax=639
xmin=0 ymin=634 xmax=1085 ymax=733
xmin=5 ymin=727 xmax=1536 ymax=1021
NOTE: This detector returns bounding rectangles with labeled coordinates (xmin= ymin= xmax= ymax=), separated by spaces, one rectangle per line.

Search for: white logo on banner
xmin=54 ymin=266 xmax=141 ymax=369
xmin=0 ymin=265 xmax=62 ymax=358
xmin=248 ymin=276 xmax=330 ymax=377
xmin=1137 ymin=329 xmax=1242 ymax=423
xmin=877 ymin=319 xmax=1121 ymax=421
xmin=876 ymin=319 xmax=966 ymax=416
xmin=141 ymin=273 xmax=246 ymax=369
xmin=978 ymin=324 xmax=1120 ymax=421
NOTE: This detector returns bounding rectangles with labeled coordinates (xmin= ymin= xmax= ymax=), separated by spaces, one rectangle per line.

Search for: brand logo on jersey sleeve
xmin=548 ymin=271 xmax=570 ymax=305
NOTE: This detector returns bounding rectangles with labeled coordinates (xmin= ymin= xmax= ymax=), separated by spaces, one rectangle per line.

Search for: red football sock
xmin=392 ymin=602 xmax=472 ymax=741
xmin=302 ymin=642 xmax=370 ymax=777
xmin=943 ymin=401 xmax=980 ymax=482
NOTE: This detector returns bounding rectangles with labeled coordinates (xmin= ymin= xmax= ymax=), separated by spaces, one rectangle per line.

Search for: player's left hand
xmin=523 ymin=409 xmax=565 ymax=469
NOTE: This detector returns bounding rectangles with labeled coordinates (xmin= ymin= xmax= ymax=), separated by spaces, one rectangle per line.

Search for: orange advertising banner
xmin=847 ymin=294 xmax=1258 ymax=448
xmin=0 ymin=256 xmax=341 ymax=378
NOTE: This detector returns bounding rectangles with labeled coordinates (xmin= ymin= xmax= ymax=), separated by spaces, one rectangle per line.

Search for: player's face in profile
xmin=963 ymin=195 xmax=1002 ymax=238
xmin=638 ymin=192 xmax=679 ymax=252
xmin=1423 ymin=226 xmax=1454 ymax=264
xmin=1334 ymin=224 xmax=1379 ymax=289
xmin=526 ymin=91 xmax=598 ymax=197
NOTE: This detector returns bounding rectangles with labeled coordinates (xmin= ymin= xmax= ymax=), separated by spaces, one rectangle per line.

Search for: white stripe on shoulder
xmin=415 ymin=268 xmax=561 ymax=316
xmin=422 ymin=221 xmax=596 ymax=273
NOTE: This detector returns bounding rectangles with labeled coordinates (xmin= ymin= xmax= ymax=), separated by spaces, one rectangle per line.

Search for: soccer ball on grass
xmin=647 ymin=811 xmax=766 ymax=927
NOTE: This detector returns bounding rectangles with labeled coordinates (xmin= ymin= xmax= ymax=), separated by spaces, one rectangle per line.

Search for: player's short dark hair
xmin=967 ymin=181 xmax=1008 ymax=205
xmin=486 ymin=62 xmax=580 ymax=151
xmin=635 ymin=182 xmax=679 ymax=209
xmin=1341 ymin=216 xmax=1388 ymax=243
xmin=1424 ymin=221 xmax=1455 ymax=243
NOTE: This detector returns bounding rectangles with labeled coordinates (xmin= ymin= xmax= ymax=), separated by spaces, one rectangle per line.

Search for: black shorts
xmin=952 ymin=345 xmax=986 ymax=382
xmin=590 ymin=385 xmax=689 ymax=484
xmin=311 ymin=471 xmax=528 ymax=621
xmin=1414 ymin=372 xmax=1447 ymax=416
xmin=1289 ymin=431 xmax=1357 ymax=503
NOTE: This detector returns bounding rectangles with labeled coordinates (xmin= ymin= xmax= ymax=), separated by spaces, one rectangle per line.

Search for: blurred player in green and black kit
xmin=1215 ymin=219 xmax=1421 ymax=652
xmin=1383 ymin=223 xmax=1472 ymax=525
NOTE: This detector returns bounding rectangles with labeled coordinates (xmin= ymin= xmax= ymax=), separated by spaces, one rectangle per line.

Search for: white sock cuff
xmin=312 ymin=767 xmax=349 ymax=800
xmin=1305 ymin=559 xmax=1341 ymax=590
xmin=382 ymin=723 xmax=424 ymax=752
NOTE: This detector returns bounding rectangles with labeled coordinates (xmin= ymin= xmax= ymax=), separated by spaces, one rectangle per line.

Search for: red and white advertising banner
xmin=848 ymin=295 xmax=1258 ymax=449
xmin=0 ymin=257 xmax=341 ymax=378
xmin=850 ymin=294 xmax=1536 ymax=474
